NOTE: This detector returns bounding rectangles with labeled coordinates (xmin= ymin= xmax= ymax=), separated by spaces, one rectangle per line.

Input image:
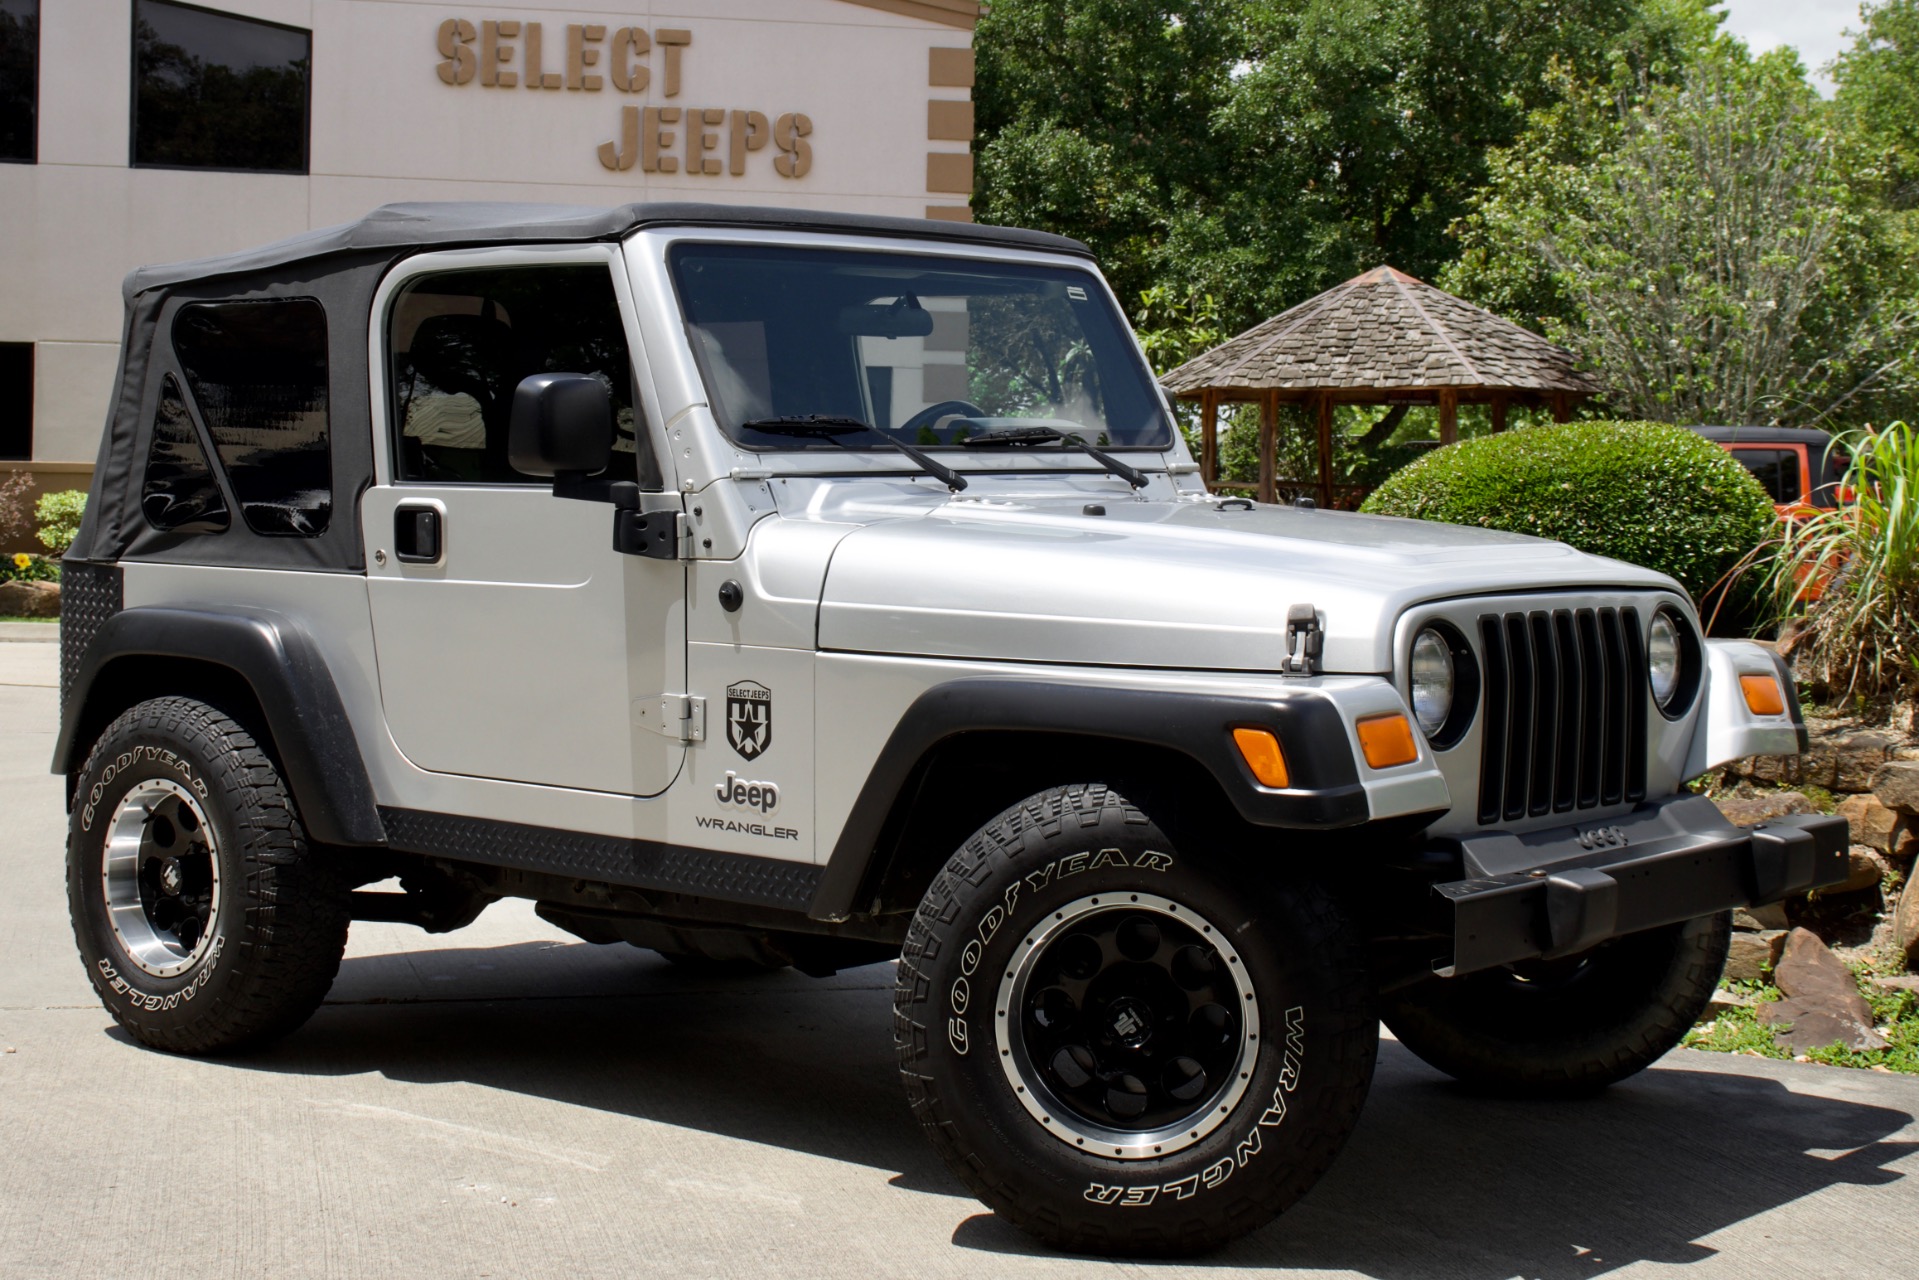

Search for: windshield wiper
xmin=739 ymin=415 xmax=967 ymax=491
xmin=959 ymin=426 xmax=1148 ymax=489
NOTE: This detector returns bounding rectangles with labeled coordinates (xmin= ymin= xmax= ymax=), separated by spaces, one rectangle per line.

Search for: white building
xmin=0 ymin=0 xmax=979 ymax=526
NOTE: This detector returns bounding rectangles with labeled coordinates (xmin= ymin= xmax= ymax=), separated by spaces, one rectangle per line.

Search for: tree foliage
xmin=976 ymin=0 xmax=1696 ymax=336
xmin=1444 ymin=34 xmax=1916 ymax=426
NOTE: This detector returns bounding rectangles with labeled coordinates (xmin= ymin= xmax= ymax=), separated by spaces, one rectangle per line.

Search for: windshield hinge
xmin=1282 ymin=604 xmax=1323 ymax=677
xmin=635 ymin=694 xmax=706 ymax=743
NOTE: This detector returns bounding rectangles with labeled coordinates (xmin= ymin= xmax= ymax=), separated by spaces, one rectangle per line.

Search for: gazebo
xmin=1160 ymin=266 xmax=1599 ymax=508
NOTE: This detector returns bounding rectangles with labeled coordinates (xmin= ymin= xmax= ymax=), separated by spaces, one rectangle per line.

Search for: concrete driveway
xmin=4 ymin=632 xmax=1919 ymax=1279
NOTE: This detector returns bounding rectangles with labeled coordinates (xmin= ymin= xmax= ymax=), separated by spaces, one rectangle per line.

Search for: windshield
xmin=668 ymin=243 xmax=1173 ymax=450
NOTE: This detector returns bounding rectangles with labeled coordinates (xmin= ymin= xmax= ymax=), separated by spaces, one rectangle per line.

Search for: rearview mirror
xmin=508 ymin=373 xmax=614 ymax=477
xmin=838 ymin=302 xmax=935 ymax=339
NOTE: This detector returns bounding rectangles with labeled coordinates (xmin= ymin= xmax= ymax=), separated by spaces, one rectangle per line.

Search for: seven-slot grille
xmin=1476 ymin=606 xmax=1648 ymax=825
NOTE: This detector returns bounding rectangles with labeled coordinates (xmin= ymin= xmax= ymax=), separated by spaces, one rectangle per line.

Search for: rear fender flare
xmin=52 ymin=606 xmax=384 ymax=848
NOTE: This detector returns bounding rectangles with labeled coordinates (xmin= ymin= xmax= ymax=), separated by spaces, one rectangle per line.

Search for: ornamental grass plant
xmin=1769 ymin=421 xmax=1919 ymax=704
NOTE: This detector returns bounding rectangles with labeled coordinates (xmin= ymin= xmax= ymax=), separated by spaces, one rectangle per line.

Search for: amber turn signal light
xmin=1232 ymin=727 xmax=1290 ymax=788
xmin=1356 ymin=713 xmax=1419 ymax=769
xmin=1740 ymin=673 xmax=1786 ymax=716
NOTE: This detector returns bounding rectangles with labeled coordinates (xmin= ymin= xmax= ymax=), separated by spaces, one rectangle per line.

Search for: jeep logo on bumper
xmin=1576 ymin=824 xmax=1628 ymax=851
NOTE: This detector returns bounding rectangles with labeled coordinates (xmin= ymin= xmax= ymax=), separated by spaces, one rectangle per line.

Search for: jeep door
xmin=361 ymin=247 xmax=686 ymax=796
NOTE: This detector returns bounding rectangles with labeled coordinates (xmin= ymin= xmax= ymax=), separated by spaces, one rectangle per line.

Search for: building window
xmin=172 ymin=299 xmax=331 ymax=535
xmin=132 ymin=0 xmax=310 ymax=174
xmin=0 ymin=0 xmax=36 ymax=164
xmin=0 ymin=343 xmax=29 ymax=459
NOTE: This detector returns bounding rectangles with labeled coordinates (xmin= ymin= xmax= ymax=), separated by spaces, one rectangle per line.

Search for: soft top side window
xmin=140 ymin=373 xmax=230 ymax=535
xmin=388 ymin=265 xmax=659 ymax=488
xmin=171 ymin=297 xmax=332 ymax=536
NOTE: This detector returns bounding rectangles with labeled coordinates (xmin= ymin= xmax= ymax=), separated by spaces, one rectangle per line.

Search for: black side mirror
xmin=508 ymin=373 xmax=614 ymax=478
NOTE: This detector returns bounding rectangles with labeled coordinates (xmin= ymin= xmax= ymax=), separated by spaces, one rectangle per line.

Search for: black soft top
xmin=124 ymin=201 xmax=1092 ymax=298
xmin=73 ymin=203 xmax=1091 ymax=573
xmin=1683 ymin=424 xmax=1837 ymax=446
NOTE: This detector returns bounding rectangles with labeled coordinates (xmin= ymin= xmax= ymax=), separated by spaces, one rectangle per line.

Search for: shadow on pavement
xmin=131 ymin=940 xmax=1917 ymax=1276
xmin=957 ymin=1055 xmax=1916 ymax=1275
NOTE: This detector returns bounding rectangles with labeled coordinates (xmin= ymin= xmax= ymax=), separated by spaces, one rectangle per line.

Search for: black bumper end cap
xmin=1748 ymin=813 xmax=1850 ymax=904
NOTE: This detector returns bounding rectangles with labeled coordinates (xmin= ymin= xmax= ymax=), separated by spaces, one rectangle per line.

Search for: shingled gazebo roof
xmin=1161 ymin=266 xmax=1597 ymax=397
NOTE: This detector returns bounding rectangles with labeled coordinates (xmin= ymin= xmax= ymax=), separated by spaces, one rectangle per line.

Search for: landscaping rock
xmin=1872 ymin=761 xmax=1919 ymax=814
xmin=1707 ymin=988 xmax=1755 ymax=1016
xmin=1835 ymin=731 xmax=1898 ymax=793
xmin=1833 ymin=845 xmax=1892 ymax=894
xmin=1869 ymin=974 xmax=1919 ymax=993
xmin=0 ymin=580 xmax=58 ymax=619
xmin=1724 ymin=929 xmax=1786 ymax=982
xmin=1716 ymin=791 xmax=1814 ymax=828
xmin=1758 ymin=997 xmax=1891 ymax=1052
xmin=1837 ymin=794 xmax=1902 ymax=853
xmin=1734 ymin=903 xmax=1790 ymax=931
xmin=1895 ymin=877 xmax=1919 ymax=972
xmin=1759 ymin=928 xmax=1890 ymax=1052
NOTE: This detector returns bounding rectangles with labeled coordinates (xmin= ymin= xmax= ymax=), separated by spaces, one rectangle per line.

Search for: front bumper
xmin=1430 ymin=794 xmax=1848 ymax=977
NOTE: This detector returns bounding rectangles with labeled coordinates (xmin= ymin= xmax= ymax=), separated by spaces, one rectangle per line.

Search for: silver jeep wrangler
xmin=56 ymin=202 xmax=1846 ymax=1256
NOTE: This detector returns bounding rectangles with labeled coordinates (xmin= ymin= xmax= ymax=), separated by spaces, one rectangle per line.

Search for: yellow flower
xmin=11 ymin=553 xmax=29 ymax=571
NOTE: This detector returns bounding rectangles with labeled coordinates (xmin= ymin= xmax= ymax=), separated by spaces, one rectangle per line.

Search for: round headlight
xmin=1410 ymin=628 xmax=1454 ymax=736
xmin=1648 ymin=612 xmax=1681 ymax=708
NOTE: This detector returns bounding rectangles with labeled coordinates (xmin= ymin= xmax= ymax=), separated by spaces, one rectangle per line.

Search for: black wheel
xmin=67 ymin=697 xmax=349 ymax=1054
xmin=1381 ymin=911 xmax=1731 ymax=1097
xmin=895 ymin=784 xmax=1376 ymax=1257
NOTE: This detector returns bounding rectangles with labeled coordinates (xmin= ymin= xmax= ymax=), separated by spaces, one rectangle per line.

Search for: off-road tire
xmin=895 ymin=784 xmax=1376 ymax=1257
xmin=68 ymin=696 xmax=349 ymax=1054
xmin=1380 ymin=910 xmax=1731 ymax=1098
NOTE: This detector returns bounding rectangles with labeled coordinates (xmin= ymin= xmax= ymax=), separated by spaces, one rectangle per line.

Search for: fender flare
xmin=52 ymin=606 xmax=385 ymax=847
xmin=806 ymin=679 xmax=1372 ymax=921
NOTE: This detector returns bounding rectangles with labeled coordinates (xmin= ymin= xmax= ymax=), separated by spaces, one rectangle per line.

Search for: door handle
xmin=394 ymin=504 xmax=443 ymax=564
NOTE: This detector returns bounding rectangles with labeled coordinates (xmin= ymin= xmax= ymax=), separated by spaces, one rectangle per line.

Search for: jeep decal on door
xmin=725 ymin=681 xmax=772 ymax=759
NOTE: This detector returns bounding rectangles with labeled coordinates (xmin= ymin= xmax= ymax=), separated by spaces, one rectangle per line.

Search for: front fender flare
xmin=807 ymin=679 xmax=1377 ymax=922
xmin=52 ymin=606 xmax=384 ymax=847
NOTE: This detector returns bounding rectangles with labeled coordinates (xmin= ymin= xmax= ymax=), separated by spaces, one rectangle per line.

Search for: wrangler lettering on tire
xmin=895 ymin=784 xmax=1378 ymax=1257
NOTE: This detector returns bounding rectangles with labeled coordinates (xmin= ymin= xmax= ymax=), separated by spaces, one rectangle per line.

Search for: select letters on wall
xmin=435 ymin=19 xmax=814 ymax=178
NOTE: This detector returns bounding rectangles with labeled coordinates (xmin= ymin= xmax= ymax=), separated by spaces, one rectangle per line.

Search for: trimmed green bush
xmin=1359 ymin=421 xmax=1776 ymax=599
xmin=35 ymin=489 xmax=85 ymax=557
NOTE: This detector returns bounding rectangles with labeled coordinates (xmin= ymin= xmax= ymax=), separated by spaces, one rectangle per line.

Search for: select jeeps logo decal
xmin=1082 ymin=1007 xmax=1305 ymax=1207
xmin=715 ymin=770 xmax=779 ymax=814
xmin=725 ymin=681 xmax=772 ymax=759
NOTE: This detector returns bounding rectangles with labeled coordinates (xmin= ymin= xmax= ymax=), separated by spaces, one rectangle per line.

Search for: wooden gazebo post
xmin=1200 ymin=390 xmax=1219 ymax=488
xmin=1315 ymin=393 xmax=1334 ymax=509
xmin=1257 ymin=391 xmax=1278 ymax=504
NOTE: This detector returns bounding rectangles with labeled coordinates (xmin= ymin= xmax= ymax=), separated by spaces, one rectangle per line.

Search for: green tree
xmin=1834 ymin=0 xmax=1919 ymax=212
xmin=974 ymin=0 xmax=1694 ymax=335
xmin=1444 ymin=36 xmax=1917 ymax=426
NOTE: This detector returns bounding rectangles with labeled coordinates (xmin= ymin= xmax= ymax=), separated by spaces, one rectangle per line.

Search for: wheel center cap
xmin=1106 ymin=997 xmax=1154 ymax=1049
xmin=159 ymin=860 xmax=183 ymax=896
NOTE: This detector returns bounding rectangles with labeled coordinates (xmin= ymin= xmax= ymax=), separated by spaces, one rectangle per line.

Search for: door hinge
xmin=634 ymin=693 xmax=706 ymax=742
xmin=613 ymin=510 xmax=689 ymax=560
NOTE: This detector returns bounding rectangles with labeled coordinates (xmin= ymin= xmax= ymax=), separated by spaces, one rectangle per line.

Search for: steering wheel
xmin=898 ymin=400 xmax=986 ymax=438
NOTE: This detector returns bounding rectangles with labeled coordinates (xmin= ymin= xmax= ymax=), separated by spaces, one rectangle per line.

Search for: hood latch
xmin=1282 ymin=604 xmax=1323 ymax=676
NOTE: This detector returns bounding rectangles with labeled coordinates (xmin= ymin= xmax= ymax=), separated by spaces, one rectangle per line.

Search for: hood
xmin=809 ymin=491 xmax=1679 ymax=674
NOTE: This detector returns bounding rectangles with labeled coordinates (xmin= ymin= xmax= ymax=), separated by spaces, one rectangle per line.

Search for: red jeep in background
xmin=1685 ymin=425 xmax=1854 ymax=518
